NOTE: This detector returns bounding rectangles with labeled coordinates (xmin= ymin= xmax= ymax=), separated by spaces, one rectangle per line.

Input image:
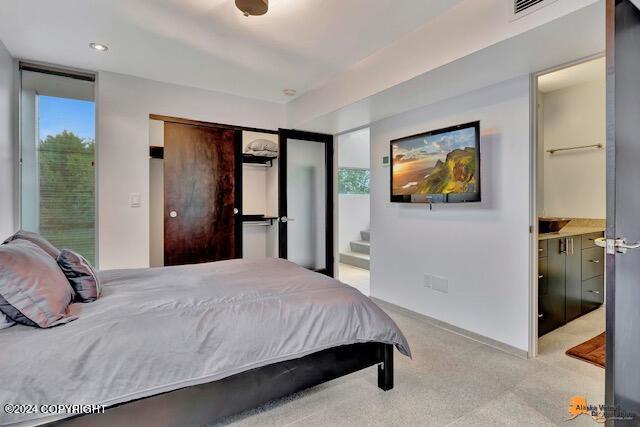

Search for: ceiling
xmin=0 ymin=0 xmax=461 ymax=103
xmin=291 ymin=1 xmax=604 ymax=134
xmin=537 ymin=56 xmax=605 ymax=93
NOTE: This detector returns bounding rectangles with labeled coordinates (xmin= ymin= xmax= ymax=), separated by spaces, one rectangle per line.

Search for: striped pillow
xmin=0 ymin=239 xmax=75 ymax=328
xmin=0 ymin=312 xmax=15 ymax=330
xmin=3 ymin=230 xmax=61 ymax=260
xmin=57 ymin=249 xmax=101 ymax=302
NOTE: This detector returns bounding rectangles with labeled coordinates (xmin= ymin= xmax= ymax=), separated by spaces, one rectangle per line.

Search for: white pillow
xmin=247 ymin=139 xmax=277 ymax=152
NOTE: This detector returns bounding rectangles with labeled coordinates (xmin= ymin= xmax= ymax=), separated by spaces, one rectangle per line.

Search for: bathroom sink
xmin=539 ymin=217 xmax=571 ymax=234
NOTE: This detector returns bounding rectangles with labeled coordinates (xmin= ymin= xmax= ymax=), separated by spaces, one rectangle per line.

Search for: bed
xmin=0 ymin=258 xmax=410 ymax=426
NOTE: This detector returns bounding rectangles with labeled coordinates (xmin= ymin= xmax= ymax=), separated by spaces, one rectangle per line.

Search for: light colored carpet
xmin=219 ymin=305 xmax=605 ymax=426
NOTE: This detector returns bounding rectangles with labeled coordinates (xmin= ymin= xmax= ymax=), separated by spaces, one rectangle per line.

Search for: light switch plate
xmin=129 ymin=193 xmax=141 ymax=208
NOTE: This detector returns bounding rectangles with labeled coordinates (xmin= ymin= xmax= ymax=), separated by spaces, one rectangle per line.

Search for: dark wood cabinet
xmin=582 ymin=246 xmax=605 ymax=280
xmin=542 ymin=238 xmax=567 ymax=335
xmin=582 ymin=276 xmax=605 ymax=313
xmin=538 ymin=232 xmax=604 ymax=337
xmin=565 ymin=236 xmax=582 ymax=322
xmin=538 ymin=239 xmax=548 ymax=258
xmin=537 ymin=255 xmax=552 ymax=335
xmin=581 ymin=232 xmax=603 ymax=249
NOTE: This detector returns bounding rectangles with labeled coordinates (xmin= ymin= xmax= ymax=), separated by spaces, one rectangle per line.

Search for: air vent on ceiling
xmin=515 ymin=0 xmax=544 ymax=14
xmin=512 ymin=0 xmax=557 ymax=19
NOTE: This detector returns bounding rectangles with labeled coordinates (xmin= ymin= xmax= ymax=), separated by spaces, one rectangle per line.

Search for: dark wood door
xmin=278 ymin=129 xmax=334 ymax=277
xmin=606 ymin=0 xmax=640 ymax=417
xmin=164 ymin=122 xmax=241 ymax=266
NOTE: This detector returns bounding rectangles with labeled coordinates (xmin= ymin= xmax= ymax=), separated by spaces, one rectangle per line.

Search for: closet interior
xmin=148 ymin=115 xmax=333 ymax=273
xmin=241 ymin=130 xmax=279 ymax=259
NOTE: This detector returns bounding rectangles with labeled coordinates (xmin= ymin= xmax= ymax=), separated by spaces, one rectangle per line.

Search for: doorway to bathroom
xmin=532 ymin=55 xmax=606 ymax=402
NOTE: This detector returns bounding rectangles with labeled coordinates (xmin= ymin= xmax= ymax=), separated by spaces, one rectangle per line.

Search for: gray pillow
xmin=0 ymin=239 xmax=76 ymax=328
xmin=3 ymin=230 xmax=61 ymax=260
xmin=57 ymin=249 xmax=101 ymax=302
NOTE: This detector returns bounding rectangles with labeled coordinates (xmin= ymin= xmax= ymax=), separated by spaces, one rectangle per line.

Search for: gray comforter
xmin=0 ymin=258 xmax=410 ymax=426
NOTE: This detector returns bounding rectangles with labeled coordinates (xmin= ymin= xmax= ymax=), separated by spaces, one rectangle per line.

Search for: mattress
xmin=0 ymin=258 xmax=410 ymax=426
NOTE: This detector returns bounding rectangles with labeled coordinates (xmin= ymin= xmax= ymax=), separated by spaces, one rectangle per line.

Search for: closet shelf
xmin=242 ymin=215 xmax=278 ymax=225
xmin=242 ymin=153 xmax=276 ymax=166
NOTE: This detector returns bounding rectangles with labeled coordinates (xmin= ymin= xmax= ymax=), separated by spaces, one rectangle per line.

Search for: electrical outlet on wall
xmin=423 ymin=274 xmax=432 ymax=288
xmin=432 ymin=275 xmax=449 ymax=294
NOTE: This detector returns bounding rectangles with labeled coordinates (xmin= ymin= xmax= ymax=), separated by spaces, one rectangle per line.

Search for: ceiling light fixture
xmin=283 ymin=89 xmax=297 ymax=97
xmin=235 ymin=0 xmax=268 ymax=17
xmin=89 ymin=43 xmax=109 ymax=52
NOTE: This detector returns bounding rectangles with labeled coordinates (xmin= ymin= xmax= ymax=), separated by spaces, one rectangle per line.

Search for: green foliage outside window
xmin=338 ymin=168 xmax=370 ymax=195
xmin=39 ymin=131 xmax=96 ymax=265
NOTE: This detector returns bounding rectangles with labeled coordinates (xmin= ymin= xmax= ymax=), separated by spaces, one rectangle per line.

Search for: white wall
xmin=97 ymin=72 xmax=285 ymax=269
xmin=540 ymin=79 xmax=606 ymax=218
xmin=0 ymin=40 xmax=14 ymax=239
xmin=338 ymin=196 xmax=370 ymax=253
xmin=536 ymin=91 xmax=545 ymax=217
xmin=338 ymin=128 xmax=370 ymax=252
xmin=148 ymin=119 xmax=164 ymax=267
xmin=149 ymin=157 xmax=164 ymax=267
xmin=370 ymin=76 xmax=531 ymax=351
xmin=338 ymin=128 xmax=370 ymax=169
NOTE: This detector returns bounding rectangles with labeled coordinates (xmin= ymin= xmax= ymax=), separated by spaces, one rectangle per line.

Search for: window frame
xmin=18 ymin=62 xmax=99 ymax=267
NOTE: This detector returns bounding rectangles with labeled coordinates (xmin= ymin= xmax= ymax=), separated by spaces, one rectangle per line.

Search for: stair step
xmin=350 ymin=240 xmax=370 ymax=255
xmin=339 ymin=252 xmax=370 ymax=271
xmin=360 ymin=230 xmax=370 ymax=242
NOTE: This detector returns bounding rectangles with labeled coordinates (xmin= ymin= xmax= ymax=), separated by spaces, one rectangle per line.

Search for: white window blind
xmin=20 ymin=67 xmax=96 ymax=265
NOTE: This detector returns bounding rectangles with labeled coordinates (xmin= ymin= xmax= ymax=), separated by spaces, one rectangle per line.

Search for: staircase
xmin=339 ymin=230 xmax=370 ymax=270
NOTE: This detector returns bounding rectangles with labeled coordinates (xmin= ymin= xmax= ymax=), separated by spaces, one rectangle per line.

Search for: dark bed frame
xmin=54 ymin=342 xmax=394 ymax=427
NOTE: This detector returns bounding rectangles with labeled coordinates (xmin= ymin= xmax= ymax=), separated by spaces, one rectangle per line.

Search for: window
xmin=20 ymin=67 xmax=96 ymax=264
xmin=338 ymin=167 xmax=370 ymax=195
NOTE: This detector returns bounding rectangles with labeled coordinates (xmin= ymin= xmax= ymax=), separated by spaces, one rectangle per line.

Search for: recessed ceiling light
xmin=89 ymin=43 xmax=109 ymax=52
xmin=283 ymin=89 xmax=297 ymax=97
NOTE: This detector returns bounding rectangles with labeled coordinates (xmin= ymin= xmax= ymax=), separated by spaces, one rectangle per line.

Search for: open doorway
xmin=337 ymin=128 xmax=370 ymax=295
xmin=533 ymin=56 xmax=606 ymax=396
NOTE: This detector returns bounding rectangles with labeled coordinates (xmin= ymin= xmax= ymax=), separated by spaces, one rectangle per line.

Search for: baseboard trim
xmin=371 ymin=297 xmax=529 ymax=360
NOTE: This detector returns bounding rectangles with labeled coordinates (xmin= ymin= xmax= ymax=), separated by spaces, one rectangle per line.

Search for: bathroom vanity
xmin=538 ymin=228 xmax=605 ymax=336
